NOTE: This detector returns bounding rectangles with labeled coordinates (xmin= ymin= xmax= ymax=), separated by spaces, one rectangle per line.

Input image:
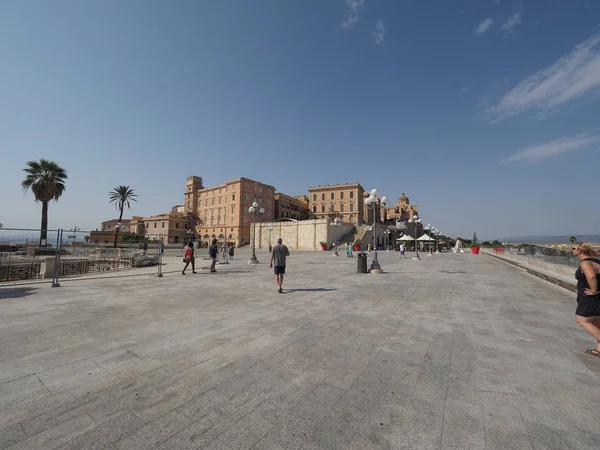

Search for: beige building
xmin=142 ymin=211 xmax=191 ymax=244
xmin=184 ymin=175 xmax=275 ymax=246
xmin=308 ymin=183 xmax=365 ymax=225
xmin=382 ymin=193 xmax=419 ymax=223
xmin=274 ymin=193 xmax=311 ymax=221
xmin=101 ymin=219 xmax=131 ymax=232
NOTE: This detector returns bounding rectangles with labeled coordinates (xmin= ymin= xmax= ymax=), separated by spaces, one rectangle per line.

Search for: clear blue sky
xmin=1 ymin=0 xmax=599 ymax=240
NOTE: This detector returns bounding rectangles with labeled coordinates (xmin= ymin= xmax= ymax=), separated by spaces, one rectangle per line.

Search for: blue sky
xmin=1 ymin=0 xmax=599 ymax=240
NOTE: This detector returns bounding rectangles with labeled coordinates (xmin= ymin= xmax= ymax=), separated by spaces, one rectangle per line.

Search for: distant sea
xmin=499 ymin=235 xmax=600 ymax=245
xmin=0 ymin=229 xmax=86 ymax=245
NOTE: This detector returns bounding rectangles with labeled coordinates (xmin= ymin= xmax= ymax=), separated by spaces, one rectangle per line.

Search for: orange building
xmin=184 ymin=175 xmax=275 ymax=246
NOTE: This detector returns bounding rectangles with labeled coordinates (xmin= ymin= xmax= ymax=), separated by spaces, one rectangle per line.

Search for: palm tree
xmin=21 ymin=159 xmax=68 ymax=246
xmin=108 ymin=186 xmax=138 ymax=247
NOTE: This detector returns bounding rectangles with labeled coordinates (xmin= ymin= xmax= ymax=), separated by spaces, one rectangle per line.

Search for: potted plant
xmin=320 ymin=241 xmax=328 ymax=251
xmin=471 ymin=233 xmax=481 ymax=255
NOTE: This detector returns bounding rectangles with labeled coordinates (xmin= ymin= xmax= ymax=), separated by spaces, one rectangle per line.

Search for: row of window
xmin=312 ymin=204 xmax=354 ymax=213
xmin=312 ymin=191 xmax=355 ymax=201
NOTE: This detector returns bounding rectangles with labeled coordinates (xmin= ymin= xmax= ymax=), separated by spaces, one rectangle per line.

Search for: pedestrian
xmin=346 ymin=242 xmax=353 ymax=257
xmin=209 ymin=238 xmax=218 ymax=272
xmin=160 ymin=241 xmax=165 ymax=255
xmin=269 ymin=238 xmax=290 ymax=293
xmin=142 ymin=241 xmax=148 ymax=255
xmin=228 ymin=244 xmax=234 ymax=259
xmin=182 ymin=242 xmax=196 ymax=275
xmin=367 ymin=243 xmax=371 ymax=254
xmin=400 ymin=243 xmax=407 ymax=258
xmin=572 ymin=242 xmax=600 ymax=357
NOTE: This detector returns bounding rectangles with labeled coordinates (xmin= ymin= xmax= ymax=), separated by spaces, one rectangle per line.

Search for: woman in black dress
xmin=573 ymin=242 xmax=600 ymax=357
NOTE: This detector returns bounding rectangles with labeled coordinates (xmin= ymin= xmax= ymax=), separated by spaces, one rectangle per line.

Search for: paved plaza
xmin=1 ymin=250 xmax=599 ymax=449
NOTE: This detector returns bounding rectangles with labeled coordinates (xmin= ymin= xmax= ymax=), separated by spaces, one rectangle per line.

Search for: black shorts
xmin=576 ymin=295 xmax=600 ymax=317
xmin=274 ymin=265 xmax=286 ymax=275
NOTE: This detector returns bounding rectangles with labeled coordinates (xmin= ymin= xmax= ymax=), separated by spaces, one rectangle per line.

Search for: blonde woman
xmin=572 ymin=242 xmax=600 ymax=357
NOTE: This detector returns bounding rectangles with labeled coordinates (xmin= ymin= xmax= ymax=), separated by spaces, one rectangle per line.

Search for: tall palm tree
xmin=108 ymin=186 xmax=138 ymax=247
xmin=21 ymin=159 xmax=68 ymax=246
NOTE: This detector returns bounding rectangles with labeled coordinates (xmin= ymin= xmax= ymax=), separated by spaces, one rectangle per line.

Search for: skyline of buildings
xmin=96 ymin=174 xmax=422 ymax=246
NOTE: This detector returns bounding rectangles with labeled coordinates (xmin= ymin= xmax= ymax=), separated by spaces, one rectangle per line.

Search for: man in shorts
xmin=269 ymin=238 xmax=290 ymax=293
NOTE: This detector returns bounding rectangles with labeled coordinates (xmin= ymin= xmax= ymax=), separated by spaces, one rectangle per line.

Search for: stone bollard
xmin=44 ymin=257 xmax=55 ymax=279
xmin=27 ymin=247 xmax=36 ymax=258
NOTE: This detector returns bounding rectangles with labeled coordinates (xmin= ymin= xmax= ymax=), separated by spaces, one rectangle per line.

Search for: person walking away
xmin=572 ymin=242 xmax=600 ymax=357
xmin=400 ymin=243 xmax=407 ymax=258
xmin=228 ymin=244 xmax=234 ymax=260
xmin=182 ymin=242 xmax=196 ymax=275
xmin=346 ymin=243 xmax=353 ymax=257
xmin=209 ymin=238 xmax=218 ymax=272
xmin=270 ymin=238 xmax=290 ymax=293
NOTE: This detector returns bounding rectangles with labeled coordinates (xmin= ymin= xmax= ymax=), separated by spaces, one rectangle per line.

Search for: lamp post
xmin=331 ymin=218 xmax=341 ymax=256
xmin=383 ymin=229 xmax=391 ymax=252
xmin=408 ymin=215 xmax=422 ymax=260
xmin=364 ymin=189 xmax=387 ymax=273
xmin=186 ymin=229 xmax=194 ymax=246
xmin=248 ymin=201 xmax=264 ymax=264
xmin=424 ymin=224 xmax=434 ymax=255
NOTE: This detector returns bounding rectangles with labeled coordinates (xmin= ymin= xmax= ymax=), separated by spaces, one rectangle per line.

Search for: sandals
xmin=583 ymin=349 xmax=600 ymax=357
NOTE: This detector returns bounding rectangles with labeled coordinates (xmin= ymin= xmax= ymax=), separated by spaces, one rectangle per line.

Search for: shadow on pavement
xmin=0 ymin=286 xmax=38 ymax=299
xmin=284 ymin=288 xmax=337 ymax=293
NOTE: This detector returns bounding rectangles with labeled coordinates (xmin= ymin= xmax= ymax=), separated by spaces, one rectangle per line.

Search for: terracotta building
xmin=184 ymin=175 xmax=275 ymax=246
xmin=383 ymin=193 xmax=419 ymax=223
xmin=274 ymin=193 xmax=311 ymax=221
xmin=307 ymin=183 xmax=365 ymax=225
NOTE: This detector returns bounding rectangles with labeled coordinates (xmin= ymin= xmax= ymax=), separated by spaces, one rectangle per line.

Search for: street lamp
xmin=248 ymin=201 xmax=265 ymax=264
xmin=186 ymin=229 xmax=194 ymax=246
xmin=408 ymin=215 xmax=422 ymax=260
xmin=364 ymin=189 xmax=387 ymax=273
xmin=424 ymin=224 xmax=434 ymax=255
xmin=331 ymin=218 xmax=342 ymax=256
xmin=383 ymin=229 xmax=391 ymax=252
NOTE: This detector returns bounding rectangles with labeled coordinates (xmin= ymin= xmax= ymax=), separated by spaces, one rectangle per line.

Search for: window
xmin=340 ymin=192 xmax=344 ymax=200
xmin=185 ymin=224 xmax=188 ymax=229
xmin=154 ymin=223 xmax=157 ymax=228
xmin=350 ymin=191 xmax=354 ymax=199
xmin=313 ymin=206 xmax=317 ymax=213
xmin=231 ymin=206 xmax=234 ymax=214
xmin=212 ymin=199 xmax=214 ymax=205
xmin=313 ymin=194 xmax=316 ymax=201
xmin=232 ymin=194 xmax=235 ymax=201
xmin=281 ymin=212 xmax=284 ymax=218
xmin=219 ymin=198 xmax=221 ymax=204
xmin=340 ymin=204 xmax=344 ymax=212
xmin=330 ymin=204 xmax=334 ymax=211
xmin=176 ymin=223 xmax=179 ymax=229
xmin=205 ymin=200 xmax=208 ymax=206
xmin=244 ymin=194 xmax=248 ymax=201
xmin=350 ymin=204 xmax=354 ymax=212
xmin=330 ymin=193 xmax=334 ymax=200
xmin=162 ymin=221 xmax=164 ymax=228
xmin=321 ymin=205 xmax=325 ymax=213
xmin=321 ymin=193 xmax=325 ymax=201
xmin=231 ymin=218 xmax=234 ymax=223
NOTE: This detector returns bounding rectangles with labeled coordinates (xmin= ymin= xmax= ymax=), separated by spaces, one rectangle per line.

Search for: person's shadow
xmin=283 ymin=288 xmax=337 ymax=293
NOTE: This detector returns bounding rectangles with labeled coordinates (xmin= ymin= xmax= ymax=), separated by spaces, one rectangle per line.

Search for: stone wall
xmin=253 ymin=219 xmax=354 ymax=250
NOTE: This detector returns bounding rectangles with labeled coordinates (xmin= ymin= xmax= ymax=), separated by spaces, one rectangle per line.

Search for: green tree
xmin=84 ymin=235 xmax=90 ymax=243
xmin=569 ymin=236 xmax=577 ymax=244
xmin=108 ymin=186 xmax=138 ymax=247
xmin=21 ymin=159 xmax=68 ymax=246
xmin=120 ymin=232 xmax=148 ymax=243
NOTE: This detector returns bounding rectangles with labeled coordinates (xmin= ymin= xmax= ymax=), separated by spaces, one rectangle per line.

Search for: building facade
xmin=101 ymin=219 xmax=131 ymax=232
xmin=274 ymin=193 xmax=311 ymax=221
xmin=184 ymin=175 xmax=275 ymax=246
xmin=307 ymin=183 xmax=365 ymax=225
xmin=383 ymin=193 xmax=419 ymax=223
xmin=142 ymin=211 xmax=191 ymax=244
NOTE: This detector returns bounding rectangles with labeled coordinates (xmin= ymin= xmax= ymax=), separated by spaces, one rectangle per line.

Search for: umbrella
xmin=396 ymin=235 xmax=415 ymax=241
xmin=417 ymin=234 xmax=434 ymax=241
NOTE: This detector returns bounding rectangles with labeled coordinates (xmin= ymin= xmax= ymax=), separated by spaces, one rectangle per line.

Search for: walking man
xmin=269 ymin=238 xmax=290 ymax=293
xmin=400 ymin=243 xmax=407 ymax=259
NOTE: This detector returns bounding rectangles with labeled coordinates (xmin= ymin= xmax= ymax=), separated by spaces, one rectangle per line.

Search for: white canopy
xmin=396 ymin=235 xmax=415 ymax=241
xmin=417 ymin=234 xmax=434 ymax=241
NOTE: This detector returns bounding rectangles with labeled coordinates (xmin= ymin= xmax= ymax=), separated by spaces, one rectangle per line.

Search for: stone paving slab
xmin=0 ymin=249 xmax=600 ymax=449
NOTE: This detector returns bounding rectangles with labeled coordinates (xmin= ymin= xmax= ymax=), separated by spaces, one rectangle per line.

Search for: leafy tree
xmin=569 ymin=236 xmax=577 ymax=244
xmin=84 ymin=235 xmax=90 ymax=243
xmin=21 ymin=159 xmax=68 ymax=246
xmin=108 ymin=186 xmax=138 ymax=247
xmin=120 ymin=232 xmax=149 ymax=243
